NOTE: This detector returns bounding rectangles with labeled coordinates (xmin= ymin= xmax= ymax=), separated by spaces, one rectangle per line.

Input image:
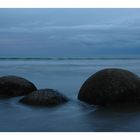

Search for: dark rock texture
xmin=20 ymin=89 xmax=68 ymax=106
xmin=78 ymin=68 xmax=140 ymax=106
xmin=0 ymin=75 xmax=37 ymax=97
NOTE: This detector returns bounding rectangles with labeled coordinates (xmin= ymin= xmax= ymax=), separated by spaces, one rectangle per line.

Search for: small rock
xmin=20 ymin=89 xmax=68 ymax=106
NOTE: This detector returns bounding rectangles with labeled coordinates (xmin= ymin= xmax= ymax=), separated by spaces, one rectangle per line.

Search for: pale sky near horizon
xmin=0 ymin=8 xmax=140 ymax=57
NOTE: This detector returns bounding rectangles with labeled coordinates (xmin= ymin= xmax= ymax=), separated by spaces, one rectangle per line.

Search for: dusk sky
xmin=0 ymin=8 xmax=140 ymax=57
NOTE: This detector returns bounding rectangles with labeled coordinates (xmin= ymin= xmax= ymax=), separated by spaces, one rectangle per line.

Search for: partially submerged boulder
xmin=20 ymin=89 xmax=68 ymax=106
xmin=78 ymin=68 xmax=140 ymax=106
xmin=0 ymin=75 xmax=37 ymax=97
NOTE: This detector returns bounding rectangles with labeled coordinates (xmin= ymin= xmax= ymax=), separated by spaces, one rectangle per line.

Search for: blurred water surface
xmin=0 ymin=58 xmax=140 ymax=131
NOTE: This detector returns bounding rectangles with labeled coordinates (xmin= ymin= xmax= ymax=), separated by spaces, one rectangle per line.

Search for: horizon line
xmin=0 ymin=57 xmax=140 ymax=60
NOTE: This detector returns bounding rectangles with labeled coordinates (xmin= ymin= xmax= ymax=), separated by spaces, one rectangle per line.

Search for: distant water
xmin=0 ymin=57 xmax=140 ymax=132
xmin=0 ymin=57 xmax=140 ymax=60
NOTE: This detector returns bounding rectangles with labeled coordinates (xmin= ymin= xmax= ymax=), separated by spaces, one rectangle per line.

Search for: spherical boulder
xmin=78 ymin=68 xmax=140 ymax=106
xmin=20 ymin=89 xmax=68 ymax=106
xmin=0 ymin=75 xmax=37 ymax=98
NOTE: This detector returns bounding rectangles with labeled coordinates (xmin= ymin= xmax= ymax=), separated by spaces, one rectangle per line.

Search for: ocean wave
xmin=0 ymin=57 xmax=140 ymax=61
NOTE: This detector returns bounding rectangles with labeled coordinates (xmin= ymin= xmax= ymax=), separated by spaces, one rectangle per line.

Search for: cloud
xmin=0 ymin=38 xmax=18 ymax=45
xmin=0 ymin=9 xmax=140 ymax=57
xmin=1 ymin=16 xmax=140 ymax=34
xmin=0 ymin=24 xmax=111 ymax=32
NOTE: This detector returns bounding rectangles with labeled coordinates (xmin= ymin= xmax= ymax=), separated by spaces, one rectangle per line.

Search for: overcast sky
xmin=0 ymin=8 xmax=140 ymax=57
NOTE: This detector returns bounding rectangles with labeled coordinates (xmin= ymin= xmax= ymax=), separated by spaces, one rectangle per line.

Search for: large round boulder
xmin=78 ymin=68 xmax=140 ymax=106
xmin=0 ymin=75 xmax=37 ymax=97
xmin=20 ymin=89 xmax=68 ymax=106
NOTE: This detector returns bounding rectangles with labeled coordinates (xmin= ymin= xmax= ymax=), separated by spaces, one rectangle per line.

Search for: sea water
xmin=0 ymin=58 xmax=140 ymax=132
